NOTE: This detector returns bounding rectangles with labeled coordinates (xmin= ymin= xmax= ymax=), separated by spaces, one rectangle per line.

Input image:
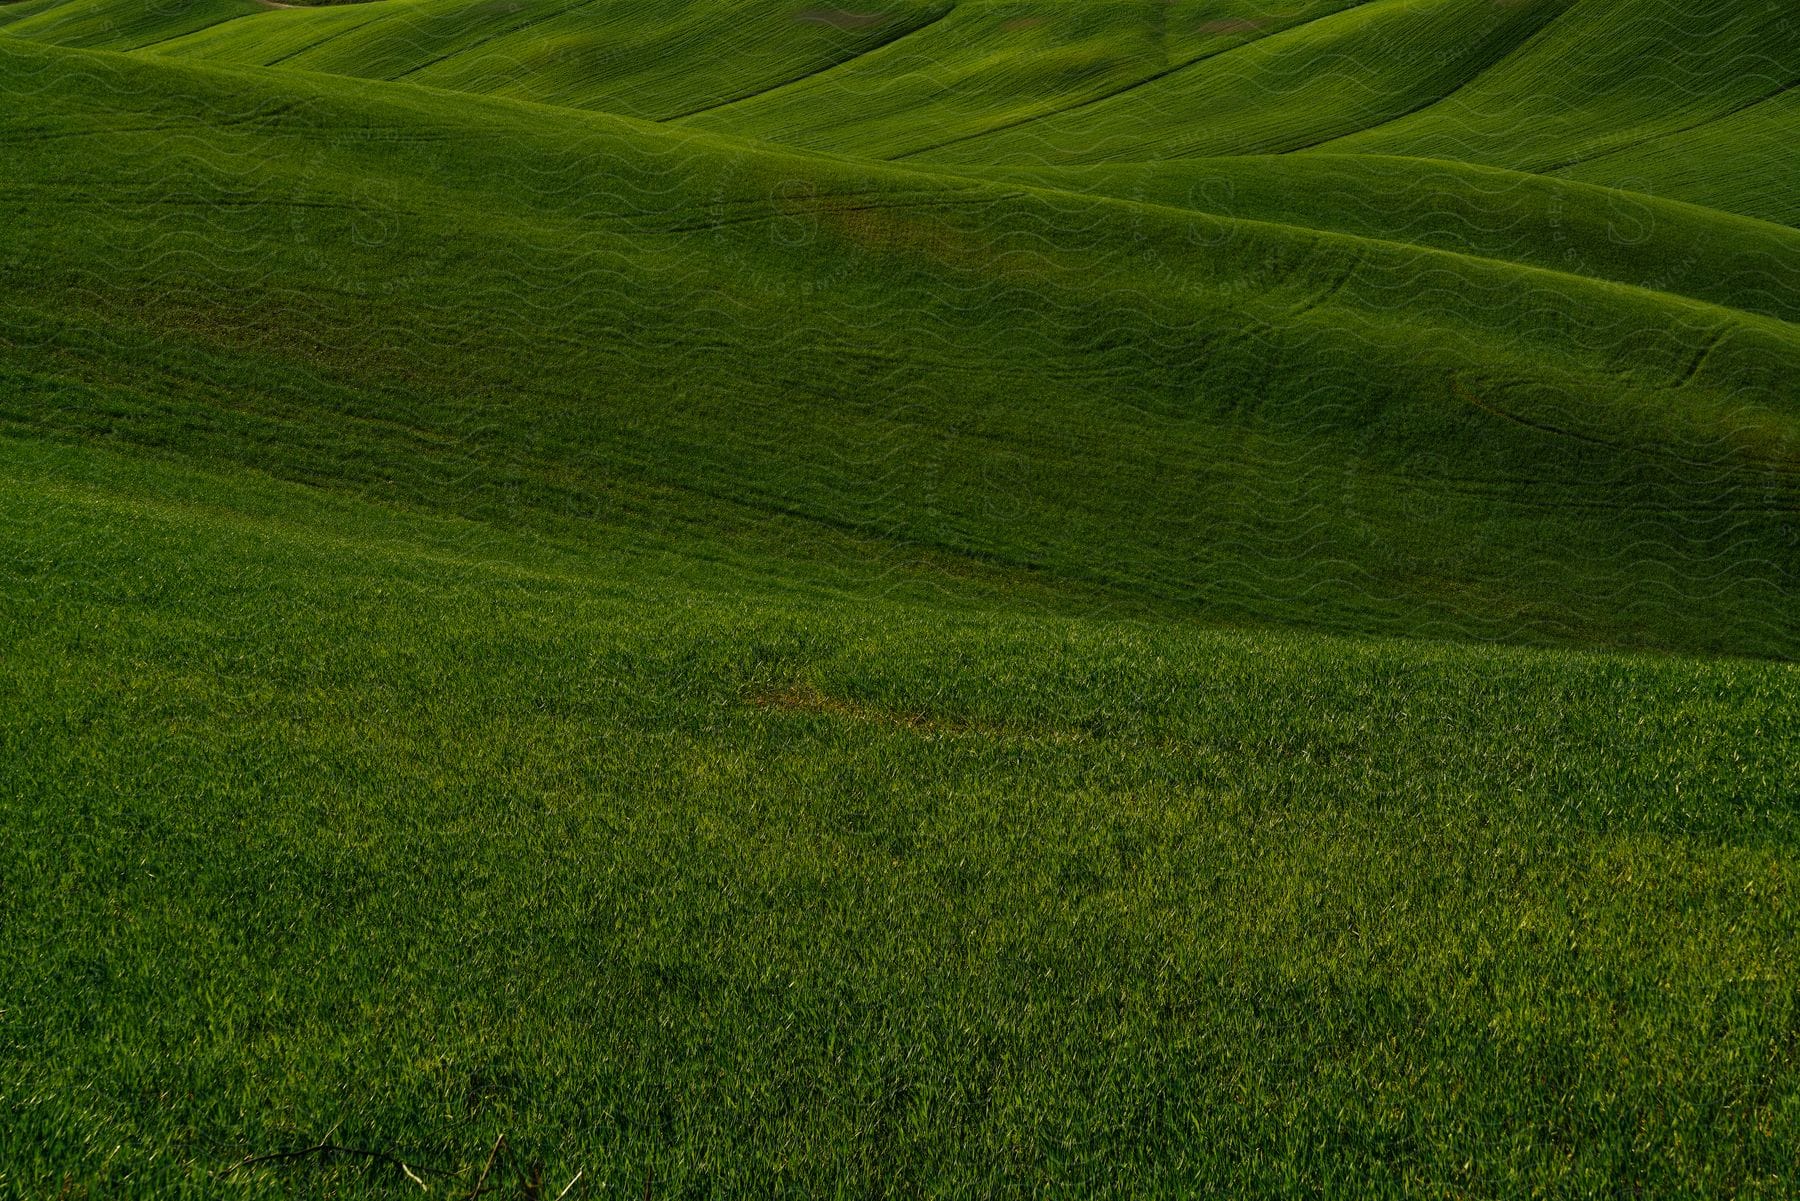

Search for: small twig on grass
xmin=553 ymin=1170 xmax=584 ymax=1200
xmin=217 ymin=1137 xmax=451 ymax=1186
xmin=466 ymin=1133 xmax=508 ymax=1200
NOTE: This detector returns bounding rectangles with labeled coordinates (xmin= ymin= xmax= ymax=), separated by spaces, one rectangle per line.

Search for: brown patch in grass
xmin=747 ymin=681 xmax=1086 ymax=745
xmin=791 ymin=194 xmax=1060 ymax=283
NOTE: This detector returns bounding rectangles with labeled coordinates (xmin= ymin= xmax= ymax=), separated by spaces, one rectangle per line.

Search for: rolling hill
xmin=2 ymin=0 xmax=1797 ymax=1195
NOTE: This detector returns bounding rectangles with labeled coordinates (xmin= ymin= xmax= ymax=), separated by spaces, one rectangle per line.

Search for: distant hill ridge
xmin=0 ymin=0 xmax=1796 ymax=657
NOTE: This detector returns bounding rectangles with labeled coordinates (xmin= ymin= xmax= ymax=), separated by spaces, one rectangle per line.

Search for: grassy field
xmin=2 ymin=0 xmax=1798 ymax=1195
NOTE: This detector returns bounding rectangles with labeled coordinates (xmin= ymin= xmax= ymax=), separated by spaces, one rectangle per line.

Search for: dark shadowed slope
xmin=3 ymin=38 xmax=1797 ymax=656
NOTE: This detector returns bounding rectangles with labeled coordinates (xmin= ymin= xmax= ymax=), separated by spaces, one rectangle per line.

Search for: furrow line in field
xmin=1542 ymin=76 xmax=1800 ymax=174
xmin=386 ymin=0 xmax=606 ymax=83
xmin=663 ymin=4 xmax=957 ymax=122
xmin=891 ymin=0 xmax=1379 ymax=161
xmin=1282 ymin=0 xmax=1578 ymax=155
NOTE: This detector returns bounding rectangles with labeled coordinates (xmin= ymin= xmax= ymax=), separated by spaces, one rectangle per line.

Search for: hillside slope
xmin=2 ymin=37 xmax=1797 ymax=657
xmin=3 ymin=2 xmax=1800 ymax=1195
xmin=32 ymin=0 xmax=1782 ymax=228
xmin=7 ymin=420 xmax=1800 ymax=1197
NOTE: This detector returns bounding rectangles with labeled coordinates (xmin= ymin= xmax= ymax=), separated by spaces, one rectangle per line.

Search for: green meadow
xmin=1 ymin=0 xmax=1797 ymax=1194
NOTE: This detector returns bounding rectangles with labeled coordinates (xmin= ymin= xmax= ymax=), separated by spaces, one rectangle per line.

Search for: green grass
xmin=139 ymin=0 xmax=953 ymax=120
xmin=2 ymin=0 xmax=1798 ymax=1195
xmin=0 ymin=0 xmax=263 ymax=51
xmin=979 ymin=152 xmax=1800 ymax=322
xmin=7 ymin=435 xmax=1798 ymax=1196
xmin=1558 ymin=86 xmax=1800 ymax=227
xmin=1320 ymin=1 xmax=1800 ymax=180
xmin=5 ymin=39 xmax=1795 ymax=656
